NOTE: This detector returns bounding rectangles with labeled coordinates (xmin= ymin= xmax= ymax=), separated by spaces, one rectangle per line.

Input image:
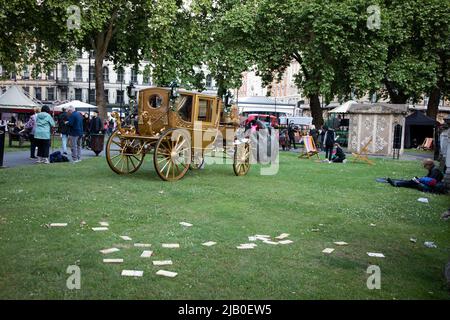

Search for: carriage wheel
xmin=153 ymin=128 xmax=191 ymax=181
xmin=106 ymin=131 xmax=145 ymax=175
xmin=233 ymin=142 xmax=250 ymax=176
xmin=189 ymin=152 xmax=204 ymax=170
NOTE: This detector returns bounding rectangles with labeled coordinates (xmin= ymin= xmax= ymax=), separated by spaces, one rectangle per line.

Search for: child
xmin=331 ymin=143 xmax=346 ymax=163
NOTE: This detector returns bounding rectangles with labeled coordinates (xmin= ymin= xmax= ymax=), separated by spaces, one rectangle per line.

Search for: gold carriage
xmin=105 ymin=87 xmax=251 ymax=181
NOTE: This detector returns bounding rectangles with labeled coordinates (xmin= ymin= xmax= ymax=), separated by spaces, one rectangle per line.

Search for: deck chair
xmin=351 ymin=137 xmax=375 ymax=165
xmin=298 ymin=135 xmax=320 ymax=159
xmin=417 ymin=138 xmax=433 ymax=150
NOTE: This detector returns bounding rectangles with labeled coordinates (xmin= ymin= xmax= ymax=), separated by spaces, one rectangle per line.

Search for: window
xmin=47 ymin=70 xmax=54 ymax=80
xmin=148 ymin=94 xmax=162 ymax=109
xmin=61 ymin=64 xmax=68 ymax=80
xmin=23 ymin=87 xmax=29 ymax=95
xmin=75 ymin=88 xmax=82 ymax=101
xmin=35 ymin=87 xmax=42 ymax=100
xmin=143 ymin=75 xmax=151 ymax=85
xmin=176 ymin=95 xmax=193 ymax=122
xmin=205 ymin=74 xmax=212 ymax=88
xmin=47 ymin=87 xmax=55 ymax=101
xmin=23 ymin=66 xmax=30 ymax=80
xmin=197 ymin=98 xmax=213 ymax=122
xmin=131 ymin=67 xmax=138 ymax=83
xmin=104 ymin=90 xmax=109 ymax=103
xmin=117 ymin=67 xmax=124 ymax=83
xmin=89 ymin=89 xmax=95 ymax=104
xmin=103 ymin=66 xmax=109 ymax=82
xmin=75 ymin=65 xmax=83 ymax=81
xmin=89 ymin=66 xmax=95 ymax=81
xmin=77 ymin=50 xmax=83 ymax=58
xmin=116 ymin=90 xmax=124 ymax=104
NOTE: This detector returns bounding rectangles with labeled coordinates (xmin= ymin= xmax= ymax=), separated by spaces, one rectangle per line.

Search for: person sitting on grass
xmin=331 ymin=143 xmax=346 ymax=163
xmin=387 ymin=159 xmax=444 ymax=192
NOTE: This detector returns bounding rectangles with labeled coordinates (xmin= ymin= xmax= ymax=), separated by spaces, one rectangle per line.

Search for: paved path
xmin=1 ymin=146 xmax=105 ymax=168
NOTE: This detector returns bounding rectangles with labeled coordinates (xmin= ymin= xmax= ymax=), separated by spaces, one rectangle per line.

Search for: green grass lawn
xmin=4 ymin=135 xmax=62 ymax=152
xmin=0 ymin=153 xmax=449 ymax=299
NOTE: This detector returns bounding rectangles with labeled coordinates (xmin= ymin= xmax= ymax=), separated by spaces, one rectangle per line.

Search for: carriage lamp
xmin=127 ymin=82 xmax=137 ymax=100
xmin=169 ymin=81 xmax=180 ymax=102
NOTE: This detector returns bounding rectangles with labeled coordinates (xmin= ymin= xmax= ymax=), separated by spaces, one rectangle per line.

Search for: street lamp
xmin=126 ymin=81 xmax=137 ymax=121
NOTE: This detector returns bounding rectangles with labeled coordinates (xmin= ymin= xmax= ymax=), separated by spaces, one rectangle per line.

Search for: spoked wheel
xmin=153 ymin=128 xmax=191 ymax=181
xmin=106 ymin=131 xmax=145 ymax=174
xmin=189 ymin=152 xmax=204 ymax=170
xmin=233 ymin=141 xmax=251 ymax=176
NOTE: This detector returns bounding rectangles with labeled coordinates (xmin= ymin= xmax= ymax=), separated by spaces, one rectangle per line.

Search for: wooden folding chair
xmin=417 ymin=138 xmax=433 ymax=150
xmin=351 ymin=137 xmax=374 ymax=165
xmin=298 ymin=135 xmax=320 ymax=159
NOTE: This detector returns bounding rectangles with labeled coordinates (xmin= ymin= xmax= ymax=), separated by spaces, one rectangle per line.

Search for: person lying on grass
xmin=387 ymin=158 xmax=445 ymax=192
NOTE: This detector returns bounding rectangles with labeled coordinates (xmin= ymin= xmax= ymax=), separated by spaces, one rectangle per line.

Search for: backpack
xmin=50 ymin=151 xmax=70 ymax=163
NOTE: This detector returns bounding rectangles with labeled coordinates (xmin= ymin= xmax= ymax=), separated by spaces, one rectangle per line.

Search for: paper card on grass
xmin=237 ymin=243 xmax=257 ymax=249
xmin=180 ymin=222 xmax=193 ymax=227
xmin=121 ymin=270 xmax=143 ymax=277
xmin=255 ymin=235 xmax=271 ymax=238
xmin=367 ymin=252 xmax=385 ymax=258
xmin=278 ymin=240 xmax=294 ymax=245
xmin=134 ymin=243 xmax=152 ymax=248
xmin=248 ymin=236 xmax=258 ymax=242
xmin=162 ymin=243 xmax=180 ymax=248
xmin=263 ymin=240 xmax=279 ymax=245
xmin=152 ymin=260 xmax=173 ymax=266
xmin=418 ymin=198 xmax=429 ymax=203
xmin=99 ymin=222 xmax=109 ymax=227
xmin=322 ymin=248 xmax=335 ymax=254
xmin=140 ymin=250 xmax=153 ymax=258
xmin=120 ymin=236 xmax=132 ymax=241
xmin=370 ymin=224 xmax=377 ymax=227
xmin=202 ymin=241 xmax=217 ymax=247
xmin=103 ymin=258 xmax=123 ymax=264
xmin=334 ymin=241 xmax=348 ymax=246
xmin=100 ymin=248 xmax=120 ymax=254
xmin=92 ymin=227 xmax=108 ymax=231
xmin=49 ymin=223 xmax=68 ymax=227
xmin=156 ymin=270 xmax=177 ymax=278
xmin=275 ymin=233 xmax=290 ymax=240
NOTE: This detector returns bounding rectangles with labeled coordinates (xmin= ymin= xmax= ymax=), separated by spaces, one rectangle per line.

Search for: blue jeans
xmin=61 ymin=134 xmax=68 ymax=153
xmin=69 ymin=135 xmax=82 ymax=161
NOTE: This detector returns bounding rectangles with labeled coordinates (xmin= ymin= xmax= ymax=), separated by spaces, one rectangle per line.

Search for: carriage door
xmin=194 ymin=96 xmax=218 ymax=150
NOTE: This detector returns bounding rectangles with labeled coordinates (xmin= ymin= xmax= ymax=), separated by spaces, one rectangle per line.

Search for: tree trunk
xmin=308 ymin=93 xmax=324 ymax=127
xmin=427 ymin=87 xmax=440 ymax=120
xmin=95 ymin=54 xmax=107 ymax=121
xmin=384 ymin=79 xmax=408 ymax=104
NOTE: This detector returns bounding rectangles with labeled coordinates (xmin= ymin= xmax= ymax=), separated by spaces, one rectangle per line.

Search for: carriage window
xmin=148 ymin=94 xmax=163 ymax=109
xmin=176 ymin=95 xmax=193 ymax=122
xmin=198 ymin=99 xmax=213 ymax=122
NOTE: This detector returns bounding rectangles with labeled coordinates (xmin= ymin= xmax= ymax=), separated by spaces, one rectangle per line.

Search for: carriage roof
xmin=139 ymin=87 xmax=220 ymax=99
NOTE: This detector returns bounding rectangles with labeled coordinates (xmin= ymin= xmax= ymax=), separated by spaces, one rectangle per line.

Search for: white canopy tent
xmin=52 ymin=100 xmax=97 ymax=112
xmin=0 ymin=85 xmax=39 ymax=110
xmin=329 ymin=100 xmax=357 ymax=114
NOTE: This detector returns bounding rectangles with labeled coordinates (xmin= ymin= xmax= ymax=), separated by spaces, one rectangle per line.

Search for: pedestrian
xmin=34 ymin=105 xmax=55 ymax=164
xmin=322 ymin=125 xmax=335 ymax=162
xmin=108 ymin=118 xmax=114 ymax=135
xmin=58 ymin=107 xmax=69 ymax=155
xmin=67 ymin=106 xmax=84 ymax=163
xmin=288 ymin=121 xmax=297 ymax=150
xmin=82 ymin=113 xmax=90 ymax=148
xmin=89 ymin=111 xmax=103 ymax=134
xmin=309 ymin=124 xmax=319 ymax=149
xmin=103 ymin=120 xmax=109 ymax=136
xmin=331 ymin=142 xmax=346 ymax=163
xmin=24 ymin=106 xmax=40 ymax=159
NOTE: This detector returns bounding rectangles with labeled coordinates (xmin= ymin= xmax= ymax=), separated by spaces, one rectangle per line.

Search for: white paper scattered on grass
xmin=278 ymin=240 xmax=294 ymax=245
xmin=100 ymin=248 xmax=120 ymax=254
xmin=120 ymin=236 xmax=132 ymax=241
xmin=134 ymin=243 xmax=151 ymax=248
xmin=49 ymin=223 xmax=68 ymax=227
xmin=418 ymin=198 xmax=429 ymax=203
xmin=275 ymin=233 xmax=290 ymax=240
xmin=202 ymin=241 xmax=217 ymax=247
xmin=322 ymin=248 xmax=335 ymax=254
xmin=370 ymin=224 xmax=376 ymax=227
xmin=334 ymin=241 xmax=348 ymax=246
xmin=92 ymin=227 xmax=108 ymax=231
xmin=103 ymin=259 xmax=123 ymax=264
xmin=263 ymin=240 xmax=279 ymax=245
xmin=311 ymin=229 xmax=320 ymax=232
xmin=424 ymin=241 xmax=437 ymax=248
xmin=255 ymin=235 xmax=270 ymax=238
xmin=121 ymin=270 xmax=143 ymax=277
xmin=248 ymin=236 xmax=258 ymax=242
xmin=237 ymin=243 xmax=257 ymax=249
xmin=180 ymin=222 xmax=193 ymax=227
xmin=156 ymin=270 xmax=178 ymax=278
xmin=140 ymin=250 xmax=153 ymax=258
xmin=152 ymin=260 xmax=173 ymax=266
xmin=162 ymin=243 xmax=180 ymax=248
xmin=99 ymin=222 xmax=109 ymax=227
xmin=367 ymin=252 xmax=385 ymax=258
